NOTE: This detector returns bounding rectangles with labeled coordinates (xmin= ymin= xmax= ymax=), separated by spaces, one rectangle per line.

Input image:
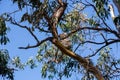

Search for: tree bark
xmin=49 ymin=0 xmax=104 ymax=80
xmin=51 ymin=38 xmax=104 ymax=80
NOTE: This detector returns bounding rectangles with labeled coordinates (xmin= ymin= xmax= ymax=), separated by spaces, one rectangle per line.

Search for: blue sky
xmin=0 ymin=1 xmax=84 ymax=79
xmin=0 ymin=0 xmax=45 ymax=80
xmin=1 ymin=0 xmax=120 ymax=80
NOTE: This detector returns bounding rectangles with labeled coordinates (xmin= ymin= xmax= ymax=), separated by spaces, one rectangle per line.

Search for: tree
xmin=0 ymin=49 xmax=15 ymax=80
xmin=0 ymin=15 xmax=14 ymax=80
xmin=1 ymin=0 xmax=120 ymax=80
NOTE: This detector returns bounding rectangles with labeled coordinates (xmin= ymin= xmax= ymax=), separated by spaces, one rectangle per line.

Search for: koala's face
xmin=60 ymin=33 xmax=67 ymax=39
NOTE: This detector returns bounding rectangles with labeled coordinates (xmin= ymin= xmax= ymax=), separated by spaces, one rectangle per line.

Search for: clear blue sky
xmin=1 ymin=0 xmax=120 ymax=80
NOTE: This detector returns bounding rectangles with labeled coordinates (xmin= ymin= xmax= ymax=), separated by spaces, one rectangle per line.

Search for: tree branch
xmin=51 ymin=38 xmax=104 ymax=80
xmin=74 ymin=43 xmax=81 ymax=52
xmin=50 ymin=0 xmax=67 ymax=39
xmin=9 ymin=18 xmax=39 ymax=43
xmin=70 ymin=26 xmax=120 ymax=38
xmin=83 ymin=1 xmax=112 ymax=31
xmin=19 ymin=37 xmax=53 ymax=49
xmin=37 ymin=27 xmax=50 ymax=33
xmin=85 ymin=39 xmax=120 ymax=58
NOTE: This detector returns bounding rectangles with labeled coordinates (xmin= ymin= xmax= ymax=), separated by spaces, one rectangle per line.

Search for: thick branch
xmin=51 ymin=38 xmax=104 ymax=80
xmin=58 ymin=0 xmax=64 ymax=6
xmin=50 ymin=0 xmax=67 ymax=39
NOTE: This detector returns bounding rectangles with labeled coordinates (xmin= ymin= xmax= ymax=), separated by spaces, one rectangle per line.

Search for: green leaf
xmin=12 ymin=57 xmax=25 ymax=69
xmin=41 ymin=63 xmax=48 ymax=78
xmin=0 ymin=17 xmax=9 ymax=45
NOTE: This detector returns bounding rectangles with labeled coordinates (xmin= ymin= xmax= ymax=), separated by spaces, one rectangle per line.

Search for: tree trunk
xmin=51 ymin=38 xmax=104 ymax=80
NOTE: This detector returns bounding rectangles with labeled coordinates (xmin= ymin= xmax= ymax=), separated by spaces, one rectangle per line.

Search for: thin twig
xmin=74 ymin=43 xmax=81 ymax=52
xmin=85 ymin=39 xmax=120 ymax=58
xmin=9 ymin=18 xmax=39 ymax=43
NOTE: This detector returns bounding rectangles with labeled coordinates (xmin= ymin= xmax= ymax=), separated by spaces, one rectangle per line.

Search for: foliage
xmin=93 ymin=0 xmax=110 ymax=20
xmin=0 ymin=17 xmax=9 ymax=45
xmin=0 ymin=49 xmax=14 ymax=80
xmin=97 ymin=47 xmax=120 ymax=79
xmin=1 ymin=0 xmax=120 ymax=80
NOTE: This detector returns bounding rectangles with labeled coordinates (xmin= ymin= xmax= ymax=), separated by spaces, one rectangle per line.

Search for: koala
xmin=60 ymin=33 xmax=72 ymax=49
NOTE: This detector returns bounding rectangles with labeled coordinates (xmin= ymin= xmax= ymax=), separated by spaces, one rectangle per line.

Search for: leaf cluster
xmin=93 ymin=0 xmax=110 ymax=20
xmin=0 ymin=49 xmax=14 ymax=80
xmin=12 ymin=0 xmax=42 ymax=9
xmin=0 ymin=17 xmax=9 ymax=45
xmin=97 ymin=47 xmax=120 ymax=79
